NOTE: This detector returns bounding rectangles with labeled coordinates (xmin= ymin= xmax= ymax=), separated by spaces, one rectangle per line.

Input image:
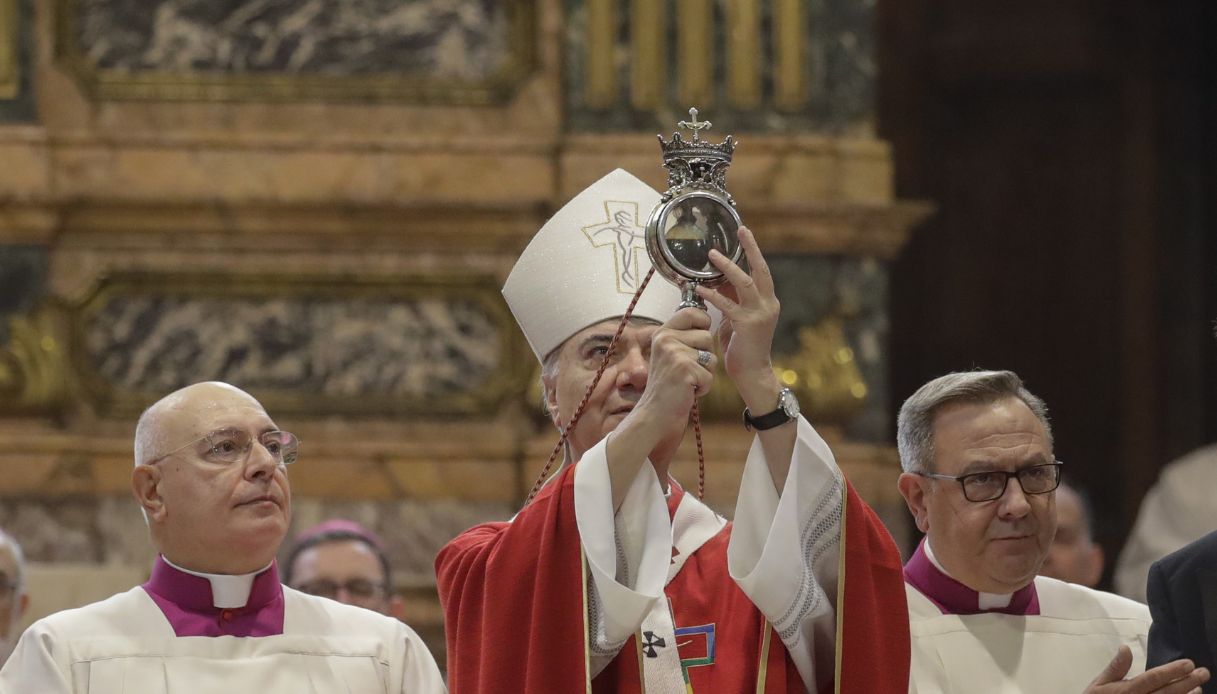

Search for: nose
xmin=615 ymin=345 xmax=649 ymax=391
xmin=996 ymin=477 xmax=1031 ymax=520
xmin=243 ymin=440 xmax=279 ymax=481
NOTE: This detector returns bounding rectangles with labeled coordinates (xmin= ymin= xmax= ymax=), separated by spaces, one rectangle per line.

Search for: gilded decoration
xmin=0 ymin=0 xmax=16 ymax=99
xmin=0 ymin=305 xmax=73 ymax=413
xmin=699 ymin=316 xmax=867 ymax=424
xmin=54 ymin=0 xmax=535 ymax=103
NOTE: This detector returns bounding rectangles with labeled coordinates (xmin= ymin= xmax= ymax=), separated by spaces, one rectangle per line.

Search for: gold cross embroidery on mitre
xmin=582 ymin=200 xmax=648 ymax=294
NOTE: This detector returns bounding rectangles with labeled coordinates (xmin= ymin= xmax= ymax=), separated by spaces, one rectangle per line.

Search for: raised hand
xmin=696 ymin=225 xmax=796 ymax=492
xmin=605 ymin=307 xmax=717 ymax=509
xmin=634 ymin=306 xmax=717 ymax=423
xmin=695 ymin=226 xmax=781 ymax=412
xmin=1084 ymin=646 xmax=1210 ymax=694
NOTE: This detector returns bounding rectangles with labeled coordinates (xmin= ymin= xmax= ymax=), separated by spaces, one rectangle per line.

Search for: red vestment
xmin=436 ymin=464 xmax=909 ymax=693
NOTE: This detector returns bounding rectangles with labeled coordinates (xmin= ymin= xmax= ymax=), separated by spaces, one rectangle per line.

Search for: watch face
xmin=781 ymin=390 xmax=800 ymax=418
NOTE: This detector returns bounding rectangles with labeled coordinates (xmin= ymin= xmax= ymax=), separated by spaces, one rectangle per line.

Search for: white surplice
xmin=0 ymin=585 xmax=445 ymax=694
xmin=574 ymin=415 xmax=845 ymax=693
xmin=907 ymin=575 xmax=1152 ymax=693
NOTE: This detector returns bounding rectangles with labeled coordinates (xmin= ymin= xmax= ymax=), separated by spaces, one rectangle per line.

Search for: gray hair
xmin=537 ymin=316 xmax=661 ymax=418
xmin=897 ymin=370 xmax=1053 ymax=473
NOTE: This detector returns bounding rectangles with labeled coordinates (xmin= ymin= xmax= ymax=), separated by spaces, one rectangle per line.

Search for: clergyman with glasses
xmin=0 ymin=530 xmax=28 ymax=668
xmin=284 ymin=519 xmax=406 ymax=620
xmin=0 ymin=381 xmax=444 ymax=693
xmin=895 ymin=370 xmax=1209 ymax=693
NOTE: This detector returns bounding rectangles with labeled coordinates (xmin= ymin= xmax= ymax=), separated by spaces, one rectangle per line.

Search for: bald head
xmin=135 ymin=382 xmax=267 ymax=467
xmin=130 ymin=382 xmax=292 ymax=574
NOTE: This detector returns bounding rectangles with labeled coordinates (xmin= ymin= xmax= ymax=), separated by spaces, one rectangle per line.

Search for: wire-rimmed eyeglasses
xmin=918 ymin=461 xmax=1063 ymax=502
xmin=148 ymin=427 xmax=299 ymax=467
xmin=295 ymin=578 xmax=387 ymax=602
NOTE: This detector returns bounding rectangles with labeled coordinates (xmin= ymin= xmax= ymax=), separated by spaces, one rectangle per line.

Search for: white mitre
xmin=503 ymin=168 xmax=683 ymax=362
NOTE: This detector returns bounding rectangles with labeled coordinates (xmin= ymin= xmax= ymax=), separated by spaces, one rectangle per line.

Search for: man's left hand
xmin=696 ymin=225 xmax=782 ymax=411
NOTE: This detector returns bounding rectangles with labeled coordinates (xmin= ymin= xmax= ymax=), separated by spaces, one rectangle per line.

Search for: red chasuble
xmin=436 ymin=464 xmax=909 ymax=693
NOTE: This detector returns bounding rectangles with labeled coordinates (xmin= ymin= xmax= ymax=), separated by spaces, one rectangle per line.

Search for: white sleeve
xmin=573 ymin=437 xmax=673 ymax=678
xmin=398 ymin=623 xmax=448 ymax=693
xmin=0 ymin=622 xmax=72 ymax=694
xmin=728 ymin=416 xmax=844 ymax=694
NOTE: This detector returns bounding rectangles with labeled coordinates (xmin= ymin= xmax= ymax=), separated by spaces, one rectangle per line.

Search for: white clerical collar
xmin=924 ymin=539 xmax=1013 ymax=610
xmin=162 ymin=556 xmax=271 ymax=609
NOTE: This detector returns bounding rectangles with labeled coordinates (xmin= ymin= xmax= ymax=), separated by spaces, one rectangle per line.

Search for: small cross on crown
xmin=677 ymin=107 xmax=712 ymax=142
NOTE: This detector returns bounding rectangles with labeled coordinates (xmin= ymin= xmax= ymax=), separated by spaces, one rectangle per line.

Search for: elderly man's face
xmin=290 ymin=540 xmax=394 ymax=615
xmin=544 ymin=318 xmax=666 ymax=460
xmin=1039 ymin=484 xmax=1103 ymax=587
xmin=138 ymin=386 xmax=291 ymax=574
xmin=904 ymin=397 xmax=1056 ymax=594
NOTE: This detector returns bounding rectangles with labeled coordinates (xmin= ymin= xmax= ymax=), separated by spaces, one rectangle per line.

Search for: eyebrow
xmin=959 ymin=455 xmax=1051 ymax=474
xmin=576 ymin=334 xmax=616 ymax=351
xmin=209 ymin=424 xmax=279 ymax=434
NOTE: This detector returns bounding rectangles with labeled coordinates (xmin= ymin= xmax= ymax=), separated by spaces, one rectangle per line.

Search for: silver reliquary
xmin=645 ymin=107 xmax=746 ymax=309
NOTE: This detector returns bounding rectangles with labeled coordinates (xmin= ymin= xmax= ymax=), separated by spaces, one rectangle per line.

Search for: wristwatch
xmin=743 ymin=388 xmax=800 ymax=431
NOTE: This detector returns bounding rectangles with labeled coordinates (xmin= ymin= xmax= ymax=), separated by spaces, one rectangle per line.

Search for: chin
xmin=239 ymin=514 xmax=288 ymax=543
xmin=991 ymin=561 xmax=1040 ymax=589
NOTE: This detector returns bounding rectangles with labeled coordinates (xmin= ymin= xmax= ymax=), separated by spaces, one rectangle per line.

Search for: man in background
xmin=896 ymin=370 xmax=1208 ymax=693
xmin=283 ymin=519 xmax=406 ymax=619
xmin=0 ymin=531 xmax=28 ymax=668
xmin=1039 ymin=478 xmax=1104 ymax=587
xmin=0 ymin=381 xmax=443 ymax=693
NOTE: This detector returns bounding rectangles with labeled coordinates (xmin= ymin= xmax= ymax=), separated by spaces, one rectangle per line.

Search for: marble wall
xmin=78 ymin=283 xmax=524 ymax=413
xmin=61 ymin=0 xmax=534 ymax=101
xmin=75 ymin=0 xmax=513 ymax=78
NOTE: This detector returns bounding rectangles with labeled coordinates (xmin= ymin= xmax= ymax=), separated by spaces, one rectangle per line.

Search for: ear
xmin=898 ymin=472 xmax=932 ymax=534
xmin=541 ymin=371 xmax=562 ymax=431
xmin=131 ymin=464 xmax=167 ymax=522
xmin=16 ymin=592 xmax=28 ymax=619
xmin=387 ymin=594 xmax=407 ymax=622
xmin=1083 ymin=544 xmax=1105 ymax=588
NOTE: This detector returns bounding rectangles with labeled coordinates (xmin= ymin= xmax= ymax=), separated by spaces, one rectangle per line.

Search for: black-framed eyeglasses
xmin=918 ymin=461 xmax=1063 ymax=502
xmin=295 ymin=578 xmax=386 ymax=601
xmin=149 ymin=427 xmax=300 ymax=467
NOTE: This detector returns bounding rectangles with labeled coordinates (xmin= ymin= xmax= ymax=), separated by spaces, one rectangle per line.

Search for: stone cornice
xmin=0 ymin=198 xmax=931 ymax=260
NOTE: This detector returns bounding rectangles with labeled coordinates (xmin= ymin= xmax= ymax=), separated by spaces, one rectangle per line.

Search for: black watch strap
xmin=743 ymin=393 xmax=795 ymax=431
